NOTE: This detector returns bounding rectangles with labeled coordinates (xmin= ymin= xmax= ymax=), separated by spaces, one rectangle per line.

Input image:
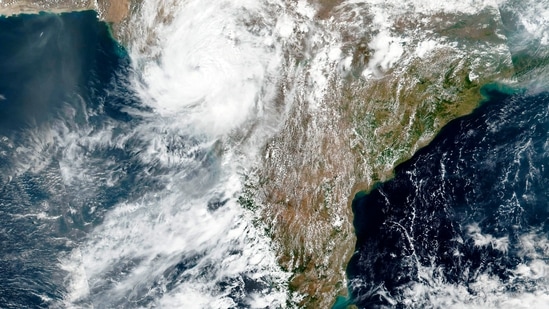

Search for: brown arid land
xmin=0 ymin=0 xmax=130 ymax=23
xmin=0 ymin=1 xmax=516 ymax=308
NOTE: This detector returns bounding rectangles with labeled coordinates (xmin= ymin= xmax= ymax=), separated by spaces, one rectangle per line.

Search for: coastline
xmin=344 ymin=84 xmax=548 ymax=307
xmin=0 ymin=0 xmax=130 ymax=23
xmin=0 ymin=2 xmax=94 ymax=17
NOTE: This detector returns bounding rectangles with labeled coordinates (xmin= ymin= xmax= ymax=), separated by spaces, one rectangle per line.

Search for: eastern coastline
xmin=345 ymin=83 xmax=545 ymax=307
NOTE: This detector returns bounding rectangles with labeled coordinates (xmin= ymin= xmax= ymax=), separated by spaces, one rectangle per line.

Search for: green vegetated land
xmin=255 ymin=7 xmax=516 ymax=309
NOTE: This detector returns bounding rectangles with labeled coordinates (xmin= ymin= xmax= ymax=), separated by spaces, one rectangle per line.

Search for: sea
xmin=0 ymin=11 xmax=140 ymax=307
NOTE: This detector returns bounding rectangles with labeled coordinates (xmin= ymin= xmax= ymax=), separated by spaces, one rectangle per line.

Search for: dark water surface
xmin=347 ymin=86 xmax=549 ymax=308
xmin=0 ymin=11 xmax=140 ymax=307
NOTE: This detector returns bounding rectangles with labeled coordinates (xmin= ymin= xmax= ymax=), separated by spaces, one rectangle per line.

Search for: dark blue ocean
xmin=0 ymin=11 xmax=142 ymax=307
xmin=346 ymin=87 xmax=549 ymax=308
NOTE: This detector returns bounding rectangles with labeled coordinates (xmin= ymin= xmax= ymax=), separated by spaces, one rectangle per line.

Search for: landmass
xmin=0 ymin=0 xmax=133 ymax=23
